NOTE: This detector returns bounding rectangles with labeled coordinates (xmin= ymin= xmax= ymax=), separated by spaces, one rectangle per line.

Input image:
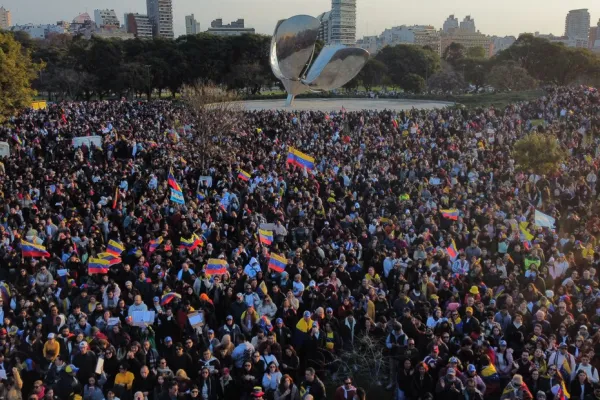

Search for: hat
xmin=470 ymin=286 xmax=479 ymax=294
xmin=65 ymin=364 xmax=79 ymax=373
xmin=580 ymin=325 xmax=588 ymax=331
xmin=465 ymin=306 xmax=473 ymax=313
xmin=153 ymin=296 xmax=160 ymax=302
xmin=312 ymin=322 xmax=319 ymax=328
xmin=303 ymin=311 xmax=312 ymax=318
xmin=499 ymin=340 xmax=507 ymax=346
xmin=226 ymin=315 xmax=233 ymax=320
xmin=468 ymin=364 xmax=476 ymax=373
xmin=326 ymin=307 xmax=333 ymax=313
xmin=276 ymin=318 xmax=283 ymax=324
xmin=251 ymin=387 xmax=265 ymax=397
xmin=47 ymin=333 xmax=55 ymax=339
xmin=585 ymin=285 xmax=592 ymax=291
xmin=208 ymin=329 xmax=214 ymax=334
xmin=236 ymin=293 xmax=244 ymax=299
xmin=432 ymin=345 xmax=439 ymax=352
xmin=559 ymin=342 xmax=568 ymax=348
xmin=79 ymin=341 xmax=88 ymax=349
xmin=125 ymin=281 xmax=132 ymax=287
xmin=430 ymin=294 xmax=439 ymax=300
xmin=165 ymin=336 xmax=173 ymax=343
xmin=309 ymin=280 xmax=316 ymax=287
xmin=489 ymin=299 xmax=496 ymax=305
xmin=447 ymin=368 xmax=456 ymax=375
xmin=222 ymin=368 xmax=230 ymax=375
xmin=449 ymin=356 xmax=459 ymax=364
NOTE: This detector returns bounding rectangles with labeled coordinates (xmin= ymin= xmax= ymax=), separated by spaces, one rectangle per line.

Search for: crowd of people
xmin=0 ymin=86 xmax=598 ymax=400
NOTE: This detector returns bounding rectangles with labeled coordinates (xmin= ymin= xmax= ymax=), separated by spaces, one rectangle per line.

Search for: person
xmin=114 ymin=363 xmax=135 ymax=396
xmin=159 ymin=381 xmax=179 ymax=400
xmin=262 ymin=362 xmax=282 ymax=395
xmin=334 ymin=377 xmax=356 ymax=400
xmin=436 ymin=368 xmax=465 ymax=400
xmin=196 ymin=367 xmax=219 ymax=400
xmin=501 ymin=374 xmax=533 ymax=400
xmin=411 ymin=362 xmax=434 ymax=400
xmin=83 ymin=376 xmax=105 ymax=400
xmin=274 ymin=374 xmax=300 ymax=400
xmin=570 ymin=370 xmax=592 ymax=400
xmin=300 ymin=368 xmax=326 ymax=400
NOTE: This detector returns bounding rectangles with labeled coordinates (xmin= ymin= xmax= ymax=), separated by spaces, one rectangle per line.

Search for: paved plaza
xmin=239 ymin=98 xmax=454 ymax=112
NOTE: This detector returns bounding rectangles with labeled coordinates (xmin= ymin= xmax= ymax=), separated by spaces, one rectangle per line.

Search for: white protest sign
xmin=95 ymin=357 xmax=104 ymax=374
xmin=72 ymin=136 xmax=102 ymax=149
xmin=0 ymin=142 xmax=9 ymax=158
xmin=57 ymin=269 xmax=68 ymax=277
xmin=107 ymin=317 xmax=120 ymax=326
xmin=535 ymin=209 xmax=555 ymax=229
xmin=131 ymin=311 xmax=155 ymax=326
xmin=187 ymin=312 xmax=204 ymax=328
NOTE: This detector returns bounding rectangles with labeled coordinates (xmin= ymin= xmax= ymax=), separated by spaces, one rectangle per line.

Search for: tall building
xmin=125 ymin=13 xmax=153 ymax=38
xmin=565 ymin=9 xmax=590 ymax=40
xmin=207 ymin=18 xmax=255 ymax=36
xmin=147 ymin=0 xmax=174 ymax=38
xmin=441 ymin=30 xmax=492 ymax=58
xmin=460 ymin=16 xmax=476 ymax=33
xmin=491 ymin=36 xmax=516 ymax=55
xmin=330 ymin=0 xmax=356 ymax=45
xmin=316 ymin=11 xmax=331 ymax=43
xmin=185 ymin=14 xmax=201 ymax=35
xmin=94 ymin=9 xmax=120 ymax=28
xmin=0 ymin=7 xmax=11 ymax=30
xmin=443 ymin=15 xmax=459 ymax=33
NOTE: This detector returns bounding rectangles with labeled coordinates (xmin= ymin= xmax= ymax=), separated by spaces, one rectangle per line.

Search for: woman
xmin=570 ymin=369 xmax=591 ymax=400
xmin=262 ymin=362 xmax=283 ymax=397
xmin=526 ymin=369 xmax=544 ymax=397
xmin=196 ymin=367 xmax=219 ymax=400
xmin=83 ymin=376 xmax=104 ymax=400
xmin=280 ymin=346 xmax=300 ymax=381
xmin=397 ymin=358 xmax=414 ymax=400
xmin=532 ymin=349 xmax=548 ymax=375
xmin=175 ymin=369 xmax=193 ymax=394
xmin=236 ymin=361 xmax=258 ymax=398
xmin=411 ymin=362 xmax=434 ymax=400
xmin=274 ymin=374 xmax=300 ymax=400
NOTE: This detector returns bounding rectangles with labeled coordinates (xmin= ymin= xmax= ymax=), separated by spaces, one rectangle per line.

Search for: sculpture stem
xmin=285 ymin=94 xmax=295 ymax=107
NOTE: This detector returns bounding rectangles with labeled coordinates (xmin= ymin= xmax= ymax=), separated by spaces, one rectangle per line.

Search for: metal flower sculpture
xmin=270 ymin=15 xmax=369 ymax=106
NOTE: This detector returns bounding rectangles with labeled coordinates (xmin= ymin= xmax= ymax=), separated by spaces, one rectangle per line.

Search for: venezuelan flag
xmin=179 ymin=235 xmax=202 ymax=252
xmin=112 ymin=186 xmax=119 ymax=209
xmin=161 ymin=292 xmax=181 ymax=305
xmin=106 ymin=240 xmax=124 ymax=257
xmin=259 ymin=229 xmax=273 ymax=246
xmin=268 ymin=253 xmax=287 ymax=273
xmin=446 ymin=240 xmax=458 ymax=261
xmin=88 ymin=258 xmax=110 ymax=274
xmin=286 ymin=147 xmax=315 ymax=170
xmin=97 ymin=252 xmax=122 ymax=265
xmin=11 ymin=134 xmax=22 ymax=146
xmin=206 ymin=259 xmax=227 ymax=275
xmin=167 ymin=168 xmax=182 ymax=192
xmin=440 ymin=209 xmax=459 ymax=220
xmin=196 ymin=191 xmax=206 ymax=201
xmin=238 ymin=170 xmax=251 ymax=181
xmin=148 ymin=237 xmax=163 ymax=253
xmin=170 ymin=188 xmax=185 ymax=204
xmin=21 ymin=240 xmax=50 ymax=258
xmin=191 ymin=234 xmax=203 ymax=250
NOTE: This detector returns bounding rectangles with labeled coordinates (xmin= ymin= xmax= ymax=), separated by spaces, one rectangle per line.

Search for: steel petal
xmin=270 ymin=15 xmax=321 ymax=80
xmin=301 ymin=45 xmax=369 ymax=90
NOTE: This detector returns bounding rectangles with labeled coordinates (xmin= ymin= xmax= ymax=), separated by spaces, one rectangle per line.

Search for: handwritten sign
xmin=187 ymin=312 xmax=204 ymax=328
xmin=131 ymin=311 xmax=155 ymax=327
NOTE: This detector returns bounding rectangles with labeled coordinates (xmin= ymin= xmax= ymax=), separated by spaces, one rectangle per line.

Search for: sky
xmin=3 ymin=0 xmax=599 ymax=39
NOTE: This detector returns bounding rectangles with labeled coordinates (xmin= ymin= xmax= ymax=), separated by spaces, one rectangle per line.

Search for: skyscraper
xmin=565 ymin=9 xmax=590 ymax=40
xmin=460 ymin=16 xmax=476 ymax=33
xmin=147 ymin=0 xmax=174 ymax=38
xmin=94 ymin=9 xmax=120 ymax=28
xmin=185 ymin=14 xmax=201 ymax=35
xmin=125 ymin=13 xmax=153 ymax=38
xmin=329 ymin=0 xmax=356 ymax=45
xmin=443 ymin=15 xmax=459 ymax=33
xmin=0 ymin=7 xmax=11 ymax=30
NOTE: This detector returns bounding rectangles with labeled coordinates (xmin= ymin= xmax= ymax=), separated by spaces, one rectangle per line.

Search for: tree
xmin=427 ymin=64 xmax=466 ymax=93
xmin=513 ymin=133 xmax=568 ymax=175
xmin=487 ymin=61 xmax=537 ymax=91
xmin=460 ymin=58 xmax=489 ymax=90
xmin=443 ymin=42 xmax=466 ymax=66
xmin=466 ymin=46 xmax=486 ymax=59
xmin=0 ymin=32 xmax=43 ymax=122
xmin=357 ymin=58 xmax=389 ymax=91
xmin=401 ymin=73 xmax=425 ymax=94
xmin=375 ymin=44 xmax=440 ymax=88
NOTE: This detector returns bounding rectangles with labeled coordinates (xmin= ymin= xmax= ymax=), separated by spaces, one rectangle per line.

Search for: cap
xmin=449 ymin=356 xmax=459 ymax=363
xmin=47 ymin=333 xmax=55 ymax=339
xmin=447 ymin=368 xmax=456 ymax=375
xmin=208 ymin=329 xmax=215 ymax=334
xmin=466 ymin=306 xmax=473 ymax=313
xmin=165 ymin=336 xmax=173 ymax=343
xmin=226 ymin=315 xmax=233 ymax=320
xmin=309 ymin=280 xmax=316 ymax=287
xmin=470 ymin=286 xmax=479 ymax=294
xmin=499 ymin=340 xmax=507 ymax=346
xmin=236 ymin=293 xmax=244 ymax=299
xmin=125 ymin=281 xmax=132 ymax=287
xmin=312 ymin=322 xmax=319 ymax=328
xmin=65 ymin=364 xmax=79 ymax=373
xmin=222 ymin=368 xmax=230 ymax=375
xmin=276 ymin=318 xmax=283 ymax=324
xmin=326 ymin=307 xmax=333 ymax=313
xmin=79 ymin=341 xmax=87 ymax=349
xmin=468 ymin=364 xmax=476 ymax=373
xmin=303 ymin=311 xmax=312 ymax=318
xmin=559 ymin=342 xmax=568 ymax=348
xmin=153 ymin=296 xmax=160 ymax=302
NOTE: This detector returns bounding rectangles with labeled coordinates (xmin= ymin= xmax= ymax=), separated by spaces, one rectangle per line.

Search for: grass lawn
xmin=452 ymin=89 xmax=544 ymax=108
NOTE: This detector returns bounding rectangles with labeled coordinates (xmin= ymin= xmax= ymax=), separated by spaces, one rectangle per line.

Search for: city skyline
xmin=1 ymin=0 xmax=599 ymax=39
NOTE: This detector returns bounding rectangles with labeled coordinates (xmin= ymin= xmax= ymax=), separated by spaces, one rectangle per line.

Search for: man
xmin=167 ymin=343 xmax=193 ymax=374
xmin=436 ymin=368 xmax=465 ymax=400
xmin=300 ymin=367 xmax=326 ymax=400
xmin=132 ymin=366 xmax=156 ymax=400
xmin=72 ymin=341 xmax=97 ymax=383
xmin=572 ymin=354 xmax=599 ymax=383
xmin=548 ymin=343 xmax=576 ymax=382
xmin=159 ymin=381 xmax=179 ymax=400
xmin=386 ymin=322 xmax=408 ymax=389
xmin=232 ymin=334 xmax=254 ymax=368
xmin=273 ymin=318 xmax=292 ymax=348
xmin=334 ymin=377 xmax=356 ymax=400
xmin=219 ymin=314 xmax=242 ymax=343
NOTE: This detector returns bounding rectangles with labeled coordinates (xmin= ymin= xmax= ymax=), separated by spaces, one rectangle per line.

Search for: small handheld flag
xmin=161 ymin=292 xmax=181 ymax=305
xmin=21 ymin=240 xmax=50 ymax=258
xmin=238 ymin=170 xmax=251 ymax=181
xmin=268 ymin=253 xmax=287 ymax=273
xmin=259 ymin=229 xmax=273 ymax=246
xmin=88 ymin=258 xmax=110 ymax=274
xmin=170 ymin=189 xmax=185 ymax=204
xmin=112 ymin=187 xmax=119 ymax=209
xmin=440 ymin=209 xmax=459 ymax=220
xmin=167 ymin=168 xmax=182 ymax=192
xmin=206 ymin=259 xmax=227 ymax=275
xmin=446 ymin=240 xmax=458 ymax=261
xmin=287 ymin=147 xmax=315 ymax=170
xmin=106 ymin=240 xmax=125 ymax=257
xmin=148 ymin=237 xmax=163 ymax=254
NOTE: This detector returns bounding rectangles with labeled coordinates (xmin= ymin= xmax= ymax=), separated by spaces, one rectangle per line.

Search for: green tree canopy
xmin=487 ymin=61 xmax=537 ymax=91
xmin=513 ymin=132 xmax=568 ymax=175
xmin=375 ymin=44 xmax=440 ymax=87
xmin=443 ymin=42 xmax=466 ymax=66
xmin=0 ymin=32 xmax=42 ymax=122
xmin=466 ymin=46 xmax=486 ymax=59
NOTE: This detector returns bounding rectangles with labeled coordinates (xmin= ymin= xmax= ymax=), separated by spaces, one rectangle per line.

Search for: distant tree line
xmin=8 ymin=30 xmax=600 ymax=101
